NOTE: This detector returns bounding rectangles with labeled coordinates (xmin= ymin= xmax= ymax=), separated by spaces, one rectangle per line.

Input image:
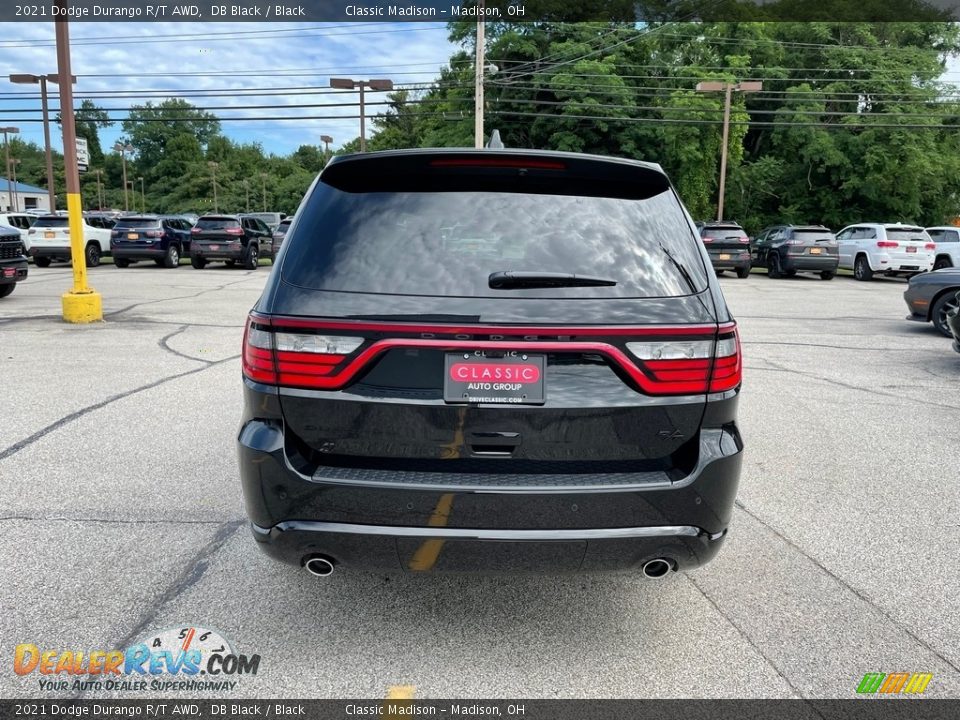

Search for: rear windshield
xmin=702 ymin=226 xmax=744 ymax=238
xmin=281 ymin=185 xmax=709 ymax=298
xmin=274 ymin=223 xmax=290 ymax=235
xmin=886 ymin=229 xmax=930 ymax=242
xmin=114 ymin=218 xmax=160 ymax=229
xmin=196 ymin=218 xmax=240 ymax=230
xmin=793 ymin=229 xmax=834 ymax=240
xmin=33 ymin=217 xmax=68 ymax=228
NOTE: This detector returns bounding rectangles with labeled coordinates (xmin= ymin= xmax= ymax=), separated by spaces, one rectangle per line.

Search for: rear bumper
xmin=238 ymin=412 xmax=743 ymax=573
xmin=29 ymin=246 xmax=72 ymax=261
xmin=112 ymin=245 xmax=166 ymax=259
xmin=707 ymin=255 xmax=751 ymax=271
xmin=1 ymin=259 xmax=28 ymax=284
xmin=781 ymin=255 xmax=838 ymax=272
xmin=192 ymin=247 xmax=245 ymax=260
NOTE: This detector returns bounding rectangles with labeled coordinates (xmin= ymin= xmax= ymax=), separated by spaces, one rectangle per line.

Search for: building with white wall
xmin=0 ymin=178 xmax=52 ymax=213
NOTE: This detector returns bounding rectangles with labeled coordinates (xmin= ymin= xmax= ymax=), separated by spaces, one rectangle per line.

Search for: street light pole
xmin=11 ymin=158 xmax=21 ymax=211
xmin=320 ymin=134 xmax=333 ymax=164
xmin=1 ymin=127 xmax=18 ymax=213
xmin=243 ymin=179 xmax=250 ymax=212
xmin=696 ymin=80 xmax=762 ymax=221
xmin=475 ymin=3 xmax=485 ymax=148
xmin=208 ymin=161 xmax=219 ymax=213
xmin=330 ymin=78 xmax=394 ymax=152
xmin=56 ymin=0 xmax=102 ymax=323
xmin=138 ymin=176 xmax=145 ymax=213
xmin=113 ymin=141 xmax=133 ymax=211
xmin=260 ymin=173 xmax=267 ymax=211
xmin=94 ymin=168 xmax=103 ymax=210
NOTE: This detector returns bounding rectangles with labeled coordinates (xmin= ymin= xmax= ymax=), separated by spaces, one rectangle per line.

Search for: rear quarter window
xmin=281 ymin=184 xmax=709 ymax=299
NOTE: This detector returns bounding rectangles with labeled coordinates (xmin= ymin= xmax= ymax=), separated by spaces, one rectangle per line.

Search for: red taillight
xmin=225 ymin=227 xmax=244 ymax=235
xmin=786 ymin=239 xmax=805 ymax=245
xmin=243 ymin=315 xmax=742 ymax=396
xmin=191 ymin=227 xmax=201 ymax=234
xmin=145 ymin=230 xmax=162 ymax=238
xmin=701 ymin=237 xmax=713 ymax=243
xmin=925 ymin=243 xmax=936 ymax=250
xmin=738 ymin=236 xmax=750 ymax=243
xmin=877 ymin=241 xmax=898 ymax=248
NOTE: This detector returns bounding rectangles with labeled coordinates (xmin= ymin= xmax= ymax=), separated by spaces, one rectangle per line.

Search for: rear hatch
xmin=700 ymin=224 xmax=750 ymax=262
xmin=112 ymin=217 xmax=163 ymax=246
xmin=28 ymin=216 xmax=70 ymax=249
xmin=251 ymin=152 xmax=738 ymax=472
xmin=191 ymin=216 xmax=244 ymax=248
xmin=884 ymin=227 xmax=934 ymax=267
xmin=786 ymin=228 xmax=838 ymax=259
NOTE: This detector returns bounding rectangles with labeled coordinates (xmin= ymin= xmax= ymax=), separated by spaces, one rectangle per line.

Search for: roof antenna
xmin=486 ymin=129 xmax=504 ymax=149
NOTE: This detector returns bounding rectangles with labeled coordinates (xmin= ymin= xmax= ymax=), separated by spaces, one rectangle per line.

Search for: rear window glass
xmin=702 ymin=227 xmax=744 ymax=238
xmin=33 ymin=217 xmax=68 ymax=228
xmin=886 ymin=229 xmax=930 ymax=242
xmin=114 ymin=218 xmax=160 ymax=229
xmin=281 ymin=185 xmax=709 ymax=299
xmin=793 ymin=229 xmax=834 ymax=240
xmin=196 ymin=218 xmax=240 ymax=230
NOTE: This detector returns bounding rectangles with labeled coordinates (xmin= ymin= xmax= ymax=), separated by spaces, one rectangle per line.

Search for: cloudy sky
xmin=0 ymin=22 xmax=460 ymax=157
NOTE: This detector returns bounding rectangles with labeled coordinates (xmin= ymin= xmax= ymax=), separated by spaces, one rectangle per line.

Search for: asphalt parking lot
xmin=1 ymin=264 xmax=959 ymax=700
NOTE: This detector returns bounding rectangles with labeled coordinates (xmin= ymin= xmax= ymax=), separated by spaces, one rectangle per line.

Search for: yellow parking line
xmin=408 ymin=493 xmax=454 ymax=571
xmin=386 ymin=685 xmax=416 ymax=700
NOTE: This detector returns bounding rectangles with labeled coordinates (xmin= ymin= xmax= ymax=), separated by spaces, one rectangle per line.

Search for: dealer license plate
xmin=444 ymin=353 xmax=546 ymax=405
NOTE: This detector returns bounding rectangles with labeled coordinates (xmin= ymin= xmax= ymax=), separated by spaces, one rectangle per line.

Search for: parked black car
xmin=0 ymin=224 xmax=28 ymax=298
xmin=239 ymin=149 xmax=744 ymax=577
xmin=110 ymin=215 xmax=194 ymax=268
xmin=947 ymin=290 xmax=960 ymax=353
xmin=752 ymin=225 xmax=839 ymax=280
xmin=904 ymin=269 xmax=960 ymax=337
xmin=698 ymin=221 xmax=751 ymax=278
xmin=190 ymin=215 xmax=273 ymax=269
xmin=271 ymin=218 xmax=292 ymax=256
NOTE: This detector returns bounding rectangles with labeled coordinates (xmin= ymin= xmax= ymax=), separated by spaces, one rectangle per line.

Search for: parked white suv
xmin=27 ymin=214 xmax=114 ymax=267
xmin=925 ymin=227 xmax=960 ymax=270
xmin=0 ymin=212 xmax=35 ymax=252
xmin=836 ymin=223 xmax=935 ymax=281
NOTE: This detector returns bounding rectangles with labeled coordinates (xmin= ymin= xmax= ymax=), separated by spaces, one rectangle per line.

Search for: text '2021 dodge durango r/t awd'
xmin=238 ymin=149 xmax=744 ymax=577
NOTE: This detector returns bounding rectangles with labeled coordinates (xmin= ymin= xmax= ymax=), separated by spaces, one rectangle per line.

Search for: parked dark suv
xmin=110 ymin=215 xmax=194 ymax=268
xmin=0 ymin=224 xmax=28 ymax=298
xmin=239 ymin=149 xmax=744 ymax=577
xmin=698 ymin=221 xmax=752 ymax=278
xmin=752 ymin=224 xmax=839 ymax=280
xmin=190 ymin=215 xmax=272 ymax=269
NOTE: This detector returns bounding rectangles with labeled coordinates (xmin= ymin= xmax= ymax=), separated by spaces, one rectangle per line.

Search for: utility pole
xmin=696 ymin=80 xmax=762 ymax=221
xmin=330 ymin=78 xmax=394 ymax=152
xmin=138 ymin=176 xmax=145 ymax=213
xmin=208 ymin=161 xmax=219 ymax=213
xmin=243 ymin=178 xmax=250 ymax=212
xmin=11 ymin=158 xmax=21 ymax=211
xmin=94 ymin=168 xmax=103 ymax=210
xmin=113 ymin=141 xmax=133 ymax=211
xmin=1 ymin=127 xmax=18 ymax=212
xmin=56 ymin=0 xmax=102 ymax=323
xmin=475 ymin=3 xmax=485 ymax=148
xmin=9 ymin=73 xmax=73 ymax=210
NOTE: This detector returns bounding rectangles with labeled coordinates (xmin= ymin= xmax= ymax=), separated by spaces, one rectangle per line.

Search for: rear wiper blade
xmin=488 ymin=271 xmax=617 ymax=290
xmin=658 ymin=243 xmax=699 ymax=295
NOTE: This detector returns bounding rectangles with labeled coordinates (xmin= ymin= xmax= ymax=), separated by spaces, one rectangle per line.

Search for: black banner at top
xmin=2 ymin=0 xmax=959 ymax=22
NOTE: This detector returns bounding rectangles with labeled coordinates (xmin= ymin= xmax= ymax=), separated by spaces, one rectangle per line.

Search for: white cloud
xmin=0 ymin=21 xmax=457 ymax=155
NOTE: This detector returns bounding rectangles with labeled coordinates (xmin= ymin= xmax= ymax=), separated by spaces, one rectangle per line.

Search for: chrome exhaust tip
xmin=303 ymin=555 xmax=336 ymax=577
xmin=641 ymin=558 xmax=673 ymax=579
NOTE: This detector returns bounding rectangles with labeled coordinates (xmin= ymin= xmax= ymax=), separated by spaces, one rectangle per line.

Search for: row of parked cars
xmin=696 ymin=220 xmax=960 ymax=342
xmin=696 ymin=220 xmax=960 ymax=281
xmin=20 ymin=211 xmax=292 ymax=270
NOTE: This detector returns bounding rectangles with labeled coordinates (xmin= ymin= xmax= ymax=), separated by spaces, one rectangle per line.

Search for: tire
xmin=931 ymin=292 xmax=960 ymax=338
xmin=934 ymin=256 xmax=953 ymax=271
xmin=820 ymin=270 xmax=836 ymax=280
xmin=854 ymin=255 xmax=873 ymax=281
xmin=85 ymin=243 xmax=101 ymax=268
xmin=191 ymin=255 xmax=206 ymax=270
xmin=736 ymin=266 xmax=750 ymax=279
xmin=0 ymin=283 xmax=15 ymax=298
xmin=114 ymin=258 xmax=131 ymax=268
xmin=767 ymin=254 xmax=782 ymax=279
xmin=35 ymin=257 xmax=51 ymax=268
xmin=163 ymin=244 xmax=180 ymax=268
xmin=244 ymin=245 xmax=259 ymax=270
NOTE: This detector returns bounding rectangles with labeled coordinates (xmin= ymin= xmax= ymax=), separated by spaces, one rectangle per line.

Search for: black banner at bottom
xmin=1 ymin=700 xmax=959 ymax=720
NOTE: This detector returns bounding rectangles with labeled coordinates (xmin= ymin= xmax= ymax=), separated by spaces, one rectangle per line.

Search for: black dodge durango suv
xmin=239 ymin=149 xmax=744 ymax=577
